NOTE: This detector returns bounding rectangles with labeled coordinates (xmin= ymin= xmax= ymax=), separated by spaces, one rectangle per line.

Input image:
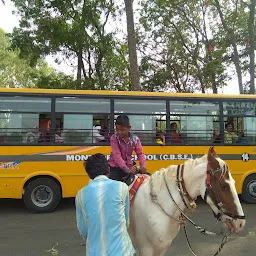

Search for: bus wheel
xmin=23 ymin=178 xmax=61 ymax=213
xmin=241 ymin=174 xmax=256 ymax=204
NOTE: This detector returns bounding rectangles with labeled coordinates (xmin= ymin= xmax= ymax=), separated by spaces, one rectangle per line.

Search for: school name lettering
xmin=66 ymin=154 xmax=193 ymax=161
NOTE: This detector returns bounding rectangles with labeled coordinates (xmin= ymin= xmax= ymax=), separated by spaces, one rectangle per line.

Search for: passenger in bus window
xmin=0 ymin=136 xmax=7 ymax=143
xmin=156 ymin=130 xmax=165 ymax=146
xmin=92 ymin=125 xmax=105 ymax=143
xmin=23 ymin=130 xmax=38 ymax=143
xmin=55 ymin=126 xmax=64 ymax=143
xmin=38 ymin=119 xmax=51 ymax=143
xmin=212 ymin=128 xmax=221 ymax=143
xmin=100 ymin=126 xmax=110 ymax=143
xmin=224 ymin=123 xmax=245 ymax=144
xmin=170 ymin=122 xmax=182 ymax=144
xmin=108 ymin=114 xmax=147 ymax=183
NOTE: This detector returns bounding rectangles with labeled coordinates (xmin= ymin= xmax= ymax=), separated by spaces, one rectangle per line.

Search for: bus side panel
xmin=0 ymin=145 xmax=255 ymax=199
xmin=0 ymin=176 xmax=24 ymax=199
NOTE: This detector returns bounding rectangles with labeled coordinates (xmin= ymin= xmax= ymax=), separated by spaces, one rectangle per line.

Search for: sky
xmin=0 ymin=0 xmax=241 ymax=94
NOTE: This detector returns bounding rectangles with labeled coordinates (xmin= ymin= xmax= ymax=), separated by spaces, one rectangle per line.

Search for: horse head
xmin=202 ymin=146 xmax=245 ymax=233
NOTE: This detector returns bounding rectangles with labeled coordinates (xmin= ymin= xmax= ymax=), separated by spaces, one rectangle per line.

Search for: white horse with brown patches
xmin=129 ymin=147 xmax=245 ymax=256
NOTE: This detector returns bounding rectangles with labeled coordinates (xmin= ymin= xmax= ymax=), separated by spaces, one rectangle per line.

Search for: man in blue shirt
xmin=76 ymin=153 xmax=135 ymax=256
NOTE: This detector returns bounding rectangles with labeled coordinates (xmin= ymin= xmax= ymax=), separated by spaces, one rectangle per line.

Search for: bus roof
xmin=0 ymin=88 xmax=255 ymax=99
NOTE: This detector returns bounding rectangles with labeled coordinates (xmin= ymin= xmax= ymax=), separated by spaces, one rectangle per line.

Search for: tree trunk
xmin=248 ymin=0 xmax=256 ymax=94
xmin=214 ymin=0 xmax=243 ymax=94
xmin=77 ymin=51 xmax=83 ymax=90
xmin=124 ymin=0 xmax=140 ymax=91
xmin=202 ymin=9 xmax=218 ymax=94
xmin=232 ymin=44 xmax=243 ymax=94
xmin=95 ymin=51 xmax=104 ymax=90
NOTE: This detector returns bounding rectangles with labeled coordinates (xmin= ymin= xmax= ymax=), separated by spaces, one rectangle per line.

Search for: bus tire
xmin=23 ymin=177 xmax=61 ymax=213
xmin=241 ymin=174 xmax=256 ymax=204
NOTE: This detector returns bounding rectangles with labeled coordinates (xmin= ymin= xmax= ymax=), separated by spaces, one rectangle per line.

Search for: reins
xmin=149 ymin=166 xmax=232 ymax=256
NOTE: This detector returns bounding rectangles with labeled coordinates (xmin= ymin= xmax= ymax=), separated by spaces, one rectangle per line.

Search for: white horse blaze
xmin=228 ymin=172 xmax=244 ymax=217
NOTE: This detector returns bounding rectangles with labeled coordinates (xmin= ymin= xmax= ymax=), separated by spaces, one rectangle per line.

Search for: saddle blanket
xmin=128 ymin=174 xmax=148 ymax=205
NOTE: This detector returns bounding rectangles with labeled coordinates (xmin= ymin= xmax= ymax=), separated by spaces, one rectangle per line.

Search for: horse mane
xmin=152 ymin=154 xmax=207 ymax=178
xmin=150 ymin=154 xmax=227 ymax=192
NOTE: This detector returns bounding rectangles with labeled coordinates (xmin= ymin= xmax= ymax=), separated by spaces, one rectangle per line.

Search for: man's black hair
xmin=115 ymin=114 xmax=130 ymax=126
xmin=84 ymin=153 xmax=109 ymax=179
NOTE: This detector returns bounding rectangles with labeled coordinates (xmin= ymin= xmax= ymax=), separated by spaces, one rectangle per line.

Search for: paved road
xmin=0 ymin=198 xmax=255 ymax=256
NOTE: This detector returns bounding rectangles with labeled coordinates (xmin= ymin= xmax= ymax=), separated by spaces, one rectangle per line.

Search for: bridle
xmin=204 ymin=163 xmax=245 ymax=221
xmin=150 ymin=161 xmax=246 ymax=256
xmin=176 ymin=164 xmax=197 ymax=211
xmin=175 ymin=162 xmax=245 ymax=221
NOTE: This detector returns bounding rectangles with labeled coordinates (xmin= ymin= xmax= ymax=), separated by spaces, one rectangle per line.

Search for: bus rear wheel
xmin=241 ymin=174 xmax=256 ymax=204
xmin=23 ymin=178 xmax=61 ymax=213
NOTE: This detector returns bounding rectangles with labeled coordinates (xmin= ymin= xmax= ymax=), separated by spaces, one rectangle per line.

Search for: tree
xmin=0 ymin=28 xmax=35 ymax=88
xmin=11 ymin=0 xmax=130 ymax=90
xmin=248 ymin=0 xmax=255 ymax=93
xmin=124 ymin=0 xmax=140 ymax=91
xmin=138 ymin=0 xmax=228 ymax=93
xmin=0 ymin=28 xmax=75 ymax=89
xmin=212 ymin=0 xmax=244 ymax=94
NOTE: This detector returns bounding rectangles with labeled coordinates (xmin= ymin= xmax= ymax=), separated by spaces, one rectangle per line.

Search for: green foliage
xmin=0 ymin=28 xmax=35 ymax=87
xmin=138 ymin=0 xmax=255 ymax=93
xmin=10 ymin=0 xmax=130 ymax=90
xmin=34 ymin=61 xmax=76 ymax=89
xmin=0 ymin=28 xmax=75 ymax=89
xmin=138 ymin=0 xmax=230 ymax=93
xmin=6 ymin=0 xmax=254 ymax=93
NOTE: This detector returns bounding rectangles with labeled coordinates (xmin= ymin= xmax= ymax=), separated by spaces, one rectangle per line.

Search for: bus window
xmin=114 ymin=99 xmax=166 ymax=114
xmin=93 ymin=114 xmax=111 ymax=143
xmin=56 ymin=114 xmax=111 ymax=144
xmin=244 ymin=117 xmax=256 ymax=144
xmin=223 ymin=117 xmax=254 ymax=144
xmin=38 ymin=115 xmax=51 ymax=143
xmin=0 ymin=96 xmax=51 ymax=113
xmin=55 ymin=97 xmax=110 ymax=113
xmin=0 ymin=96 xmax=51 ymax=144
xmin=223 ymin=101 xmax=256 ymax=145
xmin=113 ymin=114 xmax=166 ymax=145
xmin=114 ymin=99 xmax=166 ymax=144
xmin=169 ymin=100 xmax=220 ymax=145
xmin=60 ymin=114 xmax=92 ymax=144
xmin=55 ymin=97 xmax=111 ymax=144
xmin=129 ymin=115 xmax=159 ymax=144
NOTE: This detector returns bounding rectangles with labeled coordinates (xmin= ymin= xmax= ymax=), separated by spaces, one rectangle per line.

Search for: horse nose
xmin=236 ymin=219 xmax=245 ymax=233
xmin=239 ymin=220 xmax=245 ymax=229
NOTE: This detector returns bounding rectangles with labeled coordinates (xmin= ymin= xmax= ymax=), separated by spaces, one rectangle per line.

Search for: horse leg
xmin=130 ymin=208 xmax=174 ymax=256
xmin=136 ymin=247 xmax=168 ymax=256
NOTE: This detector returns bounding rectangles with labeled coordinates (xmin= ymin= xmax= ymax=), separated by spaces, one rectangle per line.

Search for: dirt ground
xmin=0 ymin=198 xmax=255 ymax=256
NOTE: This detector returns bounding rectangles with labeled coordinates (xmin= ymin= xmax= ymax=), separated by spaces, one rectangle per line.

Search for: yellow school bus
xmin=0 ymin=88 xmax=255 ymax=212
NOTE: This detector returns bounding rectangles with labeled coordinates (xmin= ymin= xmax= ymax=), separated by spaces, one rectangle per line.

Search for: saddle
xmin=126 ymin=174 xmax=149 ymax=205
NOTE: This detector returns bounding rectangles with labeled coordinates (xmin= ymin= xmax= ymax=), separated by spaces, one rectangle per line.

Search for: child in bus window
xmin=108 ymin=114 xmax=147 ymax=182
xmin=212 ymin=128 xmax=221 ymax=143
xmin=55 ymin=126 xmax=64 ymax=143
xmin=38 ymin=119 xmax=51 ymax=143
xmin=170 ymin=122 xmax=182 ymax=144
xmin=224 ymin=123 xmax=245 ymax=144
xmin=156 ymin=130 xmax=165 ymax=146
xmin=92 ymin=125 xmax=105 ymax=143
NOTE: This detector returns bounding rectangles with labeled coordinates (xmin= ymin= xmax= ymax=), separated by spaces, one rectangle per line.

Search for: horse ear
xmin=208 ymin=147 xmax=219 ymax=169
xmin=208 ymin=146 xmax=217 ymax=157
